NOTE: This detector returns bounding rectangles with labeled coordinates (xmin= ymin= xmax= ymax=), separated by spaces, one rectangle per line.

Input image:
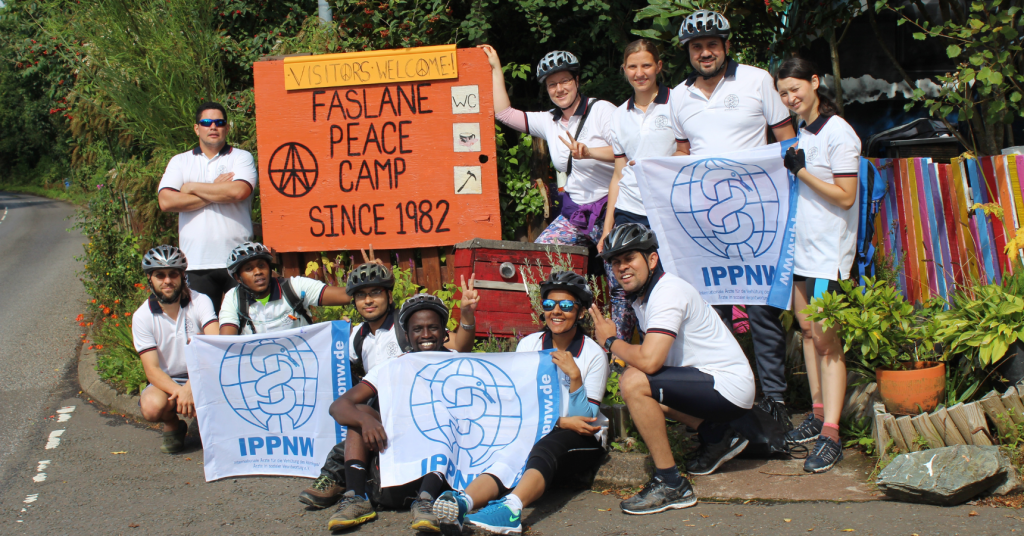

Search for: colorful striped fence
xmin=873 ymin=155 xmax=1024 ymax=303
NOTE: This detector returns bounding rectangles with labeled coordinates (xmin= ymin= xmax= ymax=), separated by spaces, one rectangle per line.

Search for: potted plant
xmin=935 ymin=279 xmax=1024 ymax=385
xmin=807 ymin=277 xmax=945 ymax=415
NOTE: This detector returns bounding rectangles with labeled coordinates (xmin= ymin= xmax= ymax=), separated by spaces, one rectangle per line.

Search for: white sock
xmin=504 ymin=494 xmax=523 ymax=513
xmin=462 ymin=493 xmax=474 ymax=512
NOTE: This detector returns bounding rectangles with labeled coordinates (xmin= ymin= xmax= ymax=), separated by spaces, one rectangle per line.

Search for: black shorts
xmin=646 ymin=366 xmax=748 ymax=423
xmin=185 ymin=268 xmax=237 ymax=313
xmin=793 ymin=275 xmax=844 ymax=300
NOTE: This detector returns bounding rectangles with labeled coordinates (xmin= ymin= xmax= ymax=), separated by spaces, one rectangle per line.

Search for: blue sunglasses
xmin=197 ymin=118 xmax=227 ymax=127
xmin=542 ymin=299 xmax=577 ymax=312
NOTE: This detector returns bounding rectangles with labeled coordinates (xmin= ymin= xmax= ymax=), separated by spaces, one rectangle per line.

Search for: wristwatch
xmin=603 ymin=336 xmax=619 ymax=353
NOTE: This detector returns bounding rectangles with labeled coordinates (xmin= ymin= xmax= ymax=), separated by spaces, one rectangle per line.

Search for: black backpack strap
xmin=236 ymin=286 xmax=255 ymax=334
xmin=281 ymin=278 xmax=314 ymax=325
xmin=351 ymin=324 xmax=369 ymax=381
xmin=565 ymin=97 xmax=594 ymax=177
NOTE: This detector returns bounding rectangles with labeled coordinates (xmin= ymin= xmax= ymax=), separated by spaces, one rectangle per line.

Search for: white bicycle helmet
xmin=536 ymin=50 xmax=580 ymax=83
xmin=142 ymin=245 xmax=188 ymax=274
xmin=678 ymin=10 xmax=731 ymax=46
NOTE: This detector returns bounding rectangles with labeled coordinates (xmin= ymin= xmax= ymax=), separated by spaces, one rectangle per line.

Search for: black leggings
xmin=484 ymin=428 xmax=604 ymax=492
xmin=646 ymin=366 xmax=749 ymax=422
xmin=185 ymin=268 xmax=236 ymax=313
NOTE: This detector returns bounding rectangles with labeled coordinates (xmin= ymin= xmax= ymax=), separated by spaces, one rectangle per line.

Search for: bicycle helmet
xmin=398 ymin=293 xmax=449 ymax=331
xmin=678 ymin=9 xmax=731 ymax=47
xmin=142 ymin=245 xmax=188 ymax=274
xmin=599 ymin=223 xmax=659 ymax=260
xmin=540 ymin=271 xmax=595 ymax=310
xmin=536 ymin=50 xmax=580 ymax=83
xmin=345 ymin=263 xmax=396 ymax=295
xmin=226 ymin=241 xmax=274 ymax=276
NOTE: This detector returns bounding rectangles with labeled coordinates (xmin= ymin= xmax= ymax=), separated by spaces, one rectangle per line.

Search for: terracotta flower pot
xmin=876 ymin=361 xmax=946 ymax=415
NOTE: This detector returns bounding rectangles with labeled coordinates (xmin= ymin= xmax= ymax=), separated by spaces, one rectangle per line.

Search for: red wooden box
xmin=453 ymin=239 xmax=589 ymax=338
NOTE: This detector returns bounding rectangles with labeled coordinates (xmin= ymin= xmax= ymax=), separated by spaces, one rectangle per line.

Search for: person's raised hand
xmin=558 ymin=416 xmax=600 ymax=436
xmin=589 ymin=304 xmax=618 ymax=349
xmin=477 ymin=44 xmax=502 ymax=71
xmin=559 ymin=131 xmax=591 ymax=160
xmin=213 ymin=172 xmax=235 ymax=183
xmin=460 ymin=273 xmax=480 ymax=315
xmin=360 ymin=244 xmax=384 ymax=266
xmin=551 ymin=350 xmax=582 ymax=382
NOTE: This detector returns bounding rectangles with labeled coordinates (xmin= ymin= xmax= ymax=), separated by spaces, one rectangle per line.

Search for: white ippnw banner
xmin=377 ymin=351 xmax=560 ymax=491
xmin=635 ymin=140 xmax=799 ymax=309
xmin=186 ymin=321 xmax=352 ymax=481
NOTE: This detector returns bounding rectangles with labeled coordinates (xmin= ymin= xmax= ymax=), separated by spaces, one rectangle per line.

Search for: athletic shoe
xmin=410 ymin=491 xmax=440 ymax=532
xmin=761 ymin=397 xmax=793 ymax=432
xmin=160 ymin=420 xmax=187 ymax=454
xmin=299 ymin=475 xmax=344 ymax=509
xmin=804 ymin=435 xmax=843 ymax=473
xmin=685 ymin=427 xmax=749 ymax=476
xmin=466 ymin=498 xmax=522 ymax=534
xmin=619 ymin=475 xmax=698 ymax=515
xmin=785 ymin=413 xmax=823 ymax=445
xmin=327 ymin=491 xmax=376 ymax=531
xmin=433 ymin=490 xmax=469 ymax=536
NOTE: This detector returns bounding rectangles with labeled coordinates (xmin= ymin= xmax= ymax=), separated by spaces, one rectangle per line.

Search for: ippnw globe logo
xmin=671 ymin=158 xmax=781 ymax=260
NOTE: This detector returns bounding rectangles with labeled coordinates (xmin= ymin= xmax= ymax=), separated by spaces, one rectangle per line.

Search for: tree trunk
xmin=828 ymin=31 xmax=844 ymax=117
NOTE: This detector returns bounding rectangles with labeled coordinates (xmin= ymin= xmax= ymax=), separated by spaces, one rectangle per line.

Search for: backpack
xmin=854 ymin=158 xmax=888 ymax=283
xmin=730 ymin=395 xmax=790 ymax=458
xmin=236 ymin=277 xmax=312 ymax=334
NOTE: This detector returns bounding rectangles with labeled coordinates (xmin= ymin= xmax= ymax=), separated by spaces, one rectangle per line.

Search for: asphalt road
xmin=0 ymin=191 xmax=1022 ymax=535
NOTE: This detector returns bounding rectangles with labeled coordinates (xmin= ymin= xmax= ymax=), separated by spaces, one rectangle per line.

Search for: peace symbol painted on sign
xmin=268 ymin=142 xmax=318 ymax=198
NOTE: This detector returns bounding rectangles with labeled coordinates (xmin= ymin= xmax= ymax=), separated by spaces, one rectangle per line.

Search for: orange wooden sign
xmin=253 ymin=47 xmax=500 ymax=253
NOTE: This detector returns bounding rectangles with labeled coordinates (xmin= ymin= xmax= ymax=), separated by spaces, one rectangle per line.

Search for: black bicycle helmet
xmin=398 ymin=293 xmax=450 ymax=331
xmin=600 ymin=223 xmax=659 ymax=260
xmin=142 ymin=245 xmax=188 ymax=273
xmin=536 ymin=50 xmax=580 ymax=83
xmin=226 ymin=241 xmax=274 ymax=276
xmin=345 ymin=263 xmax=395 ymax=295
xmin=539 ymin=271 xmax=594 ymax=310
xmin=678 ymin=9 xmax=731 ymax=47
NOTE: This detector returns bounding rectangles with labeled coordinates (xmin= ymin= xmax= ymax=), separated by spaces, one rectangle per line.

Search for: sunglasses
xmin=197 ymin=118 xmax=227 ymax=127
xmin=542 ymin=299 xmax=577 ymax=312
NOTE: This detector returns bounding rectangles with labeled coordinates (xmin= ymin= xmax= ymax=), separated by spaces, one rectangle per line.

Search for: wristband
xmin=460 ymin=321 xmax=476 ymax=331
xmin=603 ymin=336 xmax=619 ymax=352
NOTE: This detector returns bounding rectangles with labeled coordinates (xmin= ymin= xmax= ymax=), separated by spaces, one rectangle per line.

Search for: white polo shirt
xmin=793 ymin=114 xmax=862 ymax=280
xmin=526 ymin=96 xmax=617 ymax=205
xmin=633 ymin=271 xmax=755 ymax=409
xmin=219 ymin=276 xmax=328 ymax=335
xmin=669 ymin=60 xmax=792 ymax=155
xmin=158 ymin=145 xmax=258 ymax=270
xmin=610 ymin=84 xmax=676 ymax=216
xmin=132 ymin=290 xmax=218 ymax=378
xmin=349 ymin=311 xmax=404 ymax=374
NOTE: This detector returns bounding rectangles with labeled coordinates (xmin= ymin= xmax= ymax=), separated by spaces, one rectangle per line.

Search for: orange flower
xmin=125 ymin=312 xmax=131 ymax=317
xmin=91 ymin=299 xmax=96 ymax=303
xmin=111 ymin=314 xmax=118 ymax=319
xmin=114 ymin=299 xmax=120 ymax=304
xmin=79 ymin=322 xmax=85 ymax=327
xmin=103 ymin=308 xmax=111 ymax=315
xmin=82 ymin=339 xmax=90 ymax=344
xmin=76 ymin=314 xmax=84 ymax=322
xmin=96 ymin=345 xmax=103 ymax=350
xmin=87 ymin=322 xmax=93 ymax=326
xmin=115 ymin=323 xmax=119 ymax=327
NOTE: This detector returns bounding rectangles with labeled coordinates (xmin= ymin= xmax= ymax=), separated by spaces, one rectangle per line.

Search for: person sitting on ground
xmin=218 ymin=241 xmax=353 ymax=335
xmin=299 ymin=267 xmax=481 ymax=510
xmin=432 ymin=270 xmax=609 ymax=536
xmin=326 ymin=293 xmax=477 ymax=533
xmin=132 ymin=245 xmax=219 ymax=454
xmin=590 ymin=224 xmax=755 ymax=514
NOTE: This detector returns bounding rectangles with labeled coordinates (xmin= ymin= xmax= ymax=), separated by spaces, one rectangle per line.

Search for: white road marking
xmin=44 ymin=429 xmax=65 ymax=449
xmin=32 ymin=473 xmax=47 ymax=483
xmin=36 ymin=460 xmax=51 ymax=472
xmin=56 ymin=405 xmax=76 ymax=422
xmin=0 ymin=205 xmax=7 ymax=225
xmin=23 ymin=494 xmax=38 ymax=504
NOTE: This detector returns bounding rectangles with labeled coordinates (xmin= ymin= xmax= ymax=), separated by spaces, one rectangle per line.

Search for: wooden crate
xmin=453 ymin=239 xmax=588 ymax=338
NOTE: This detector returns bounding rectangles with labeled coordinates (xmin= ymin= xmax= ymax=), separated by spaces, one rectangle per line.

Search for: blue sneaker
xmin=433 ymin=490 xmax=469 ymax=536
xmin=466 ymin=498 xmax=522 ymax=534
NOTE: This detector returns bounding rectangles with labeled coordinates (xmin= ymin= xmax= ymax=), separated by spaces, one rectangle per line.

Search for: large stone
xmin=876 ymin=445 xmax=1010 ymax=505
xmin=591 ymin=452 xmax=652 ymax=490
xmin=987 ymin=447 xmax=1024 ymax=496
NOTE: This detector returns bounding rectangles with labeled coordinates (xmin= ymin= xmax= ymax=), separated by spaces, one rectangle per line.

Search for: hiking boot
xmin=619 ymin=475 xmax=697 ymax=515
xmin=685 ymin=427 xmax=748 ymax=476
xmin=433 ymin=490 xmax=469 ymax=536
xmin=299 ymin=475 xmax=344 ymax=509
xmin=804 ymin=435 xmax=843 ymax=473
xmin=159 ymin=420 xmax=187 ymax=454
xmin=466 ymin=498 xmax=522 ymax=534
xmin=327 ymin=491 xmax=376 ymax=531
xmin=785 ymin=413 xmax=823 ymax=445
xmin=410 ymin=491 xmax=440 ymax=532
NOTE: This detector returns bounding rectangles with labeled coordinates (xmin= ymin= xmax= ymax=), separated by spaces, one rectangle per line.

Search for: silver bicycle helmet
xmin=540 ymin=271 xmax=595 ymax=310
xmin=398 ymin=293 xmax=449 ymax=331
xmin=346 ymin=263 xmax=396 ymax=295
xmin=226 ymin=241 xmax=274 ymax=276
xmin=600 ymin=223 xmax=659 ymax=260
xmin=678 ymin=9 xmax=731 ymax=47
xmin=142 ymin=245 xmax=188 ymax=273
xmin=536 ymin=50 xmax=580 ymax=83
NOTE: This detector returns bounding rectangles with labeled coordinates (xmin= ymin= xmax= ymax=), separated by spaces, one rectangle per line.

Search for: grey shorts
xmin=139 ymin=375 xmax=189 ymax=405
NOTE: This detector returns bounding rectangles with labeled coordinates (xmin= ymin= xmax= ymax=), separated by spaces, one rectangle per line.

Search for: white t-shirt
xmin=131 ymin=290 xmax=218 ymax=378
xmin=158 ymin=145 xmax=258 ymax=270
xmin=793 ymin=115 xmax=862 ymax=279
xmin=349 ymin=312 xmax=404 ymax=374
xmin=218 ymin=276 xmax=327 ymax=335
xmin=526 ymin=97 xmax=617 ymax=205
xmin=610 ymin=85 xmax=677 ymax=216
xmin=669 ymin=60 xmax=792 ymax=155
xmin=632 ymin=271 xmax=755 ymax=409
